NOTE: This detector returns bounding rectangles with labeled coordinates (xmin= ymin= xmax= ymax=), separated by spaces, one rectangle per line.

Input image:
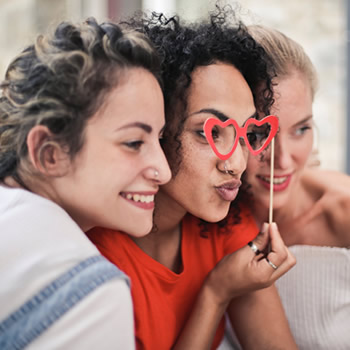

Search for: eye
xmin=196 ymin=130 xmax=209 ymax=141
xmin=295 ymin=125 xmax=311 ymax=136
xmin=123 ymin=140 xmax=144 ymax=151
xmin=197 ymin=126 xmax=220 ymax=142
xmin=247 ymin=127 xmax=269 ymax=147
xmin=211 ymin=126 xmax=220 ymax=140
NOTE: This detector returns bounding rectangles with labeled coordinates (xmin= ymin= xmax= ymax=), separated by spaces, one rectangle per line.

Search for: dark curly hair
xmin=0 ymin=17 xmax=161 ymax=186
xmin=125 ymin=5 xmax=275 ymax=231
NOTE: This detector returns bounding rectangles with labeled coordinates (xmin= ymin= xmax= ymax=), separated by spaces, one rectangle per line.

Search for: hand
xmin=204 ymin=222 xmax=296 ymax=306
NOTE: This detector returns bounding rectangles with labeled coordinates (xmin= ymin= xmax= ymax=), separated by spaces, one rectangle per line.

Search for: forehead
xmin=89 ymin=68 xmax=164 ymax=128
xmin=186 ymin=63 xmax=255 ymax=123
xmin=272 ymin=70 xmax=313 ymax=126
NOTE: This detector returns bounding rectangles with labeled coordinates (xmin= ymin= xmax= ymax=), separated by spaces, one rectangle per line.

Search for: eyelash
xmin=123 ymin=140 xmax=144 ymax=151
xmin=196 ymin=130 xmax=206 ymax=139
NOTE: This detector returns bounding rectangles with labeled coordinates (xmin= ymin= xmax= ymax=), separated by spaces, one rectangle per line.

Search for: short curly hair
xmin=124 ymin=5 xmax=275 ymax=230
xmin=0 ymin=17 xmax=161 ymax=184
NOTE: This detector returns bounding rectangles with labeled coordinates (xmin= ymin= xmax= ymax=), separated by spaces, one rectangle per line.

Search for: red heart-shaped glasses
xmin=203 ymin=115 xmax=279 ymax=160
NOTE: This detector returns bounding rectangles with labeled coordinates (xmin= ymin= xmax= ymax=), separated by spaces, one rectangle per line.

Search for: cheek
xmin=246 ymin=154 xmax=264 ymax=176
xmin=295 ymin=135 xmax=314 ymax=166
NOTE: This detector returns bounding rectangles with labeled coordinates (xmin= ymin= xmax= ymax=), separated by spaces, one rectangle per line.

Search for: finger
xmin=263 ymin=247 xmax=296 ymax=280
xmin=266 ymin=222 xmax=288 ymax=264
xmin=266 ymin=257 xmax=278 ymax=270
xmin=247 ymin=223 xmax=269 ymax=256
xmin=254 ymin=222 xmax=269 ymax=248
xmin=269 ymin=248 xmax=296 ymax=276
xmin=255 ymin=222 xmax=291 ymax=276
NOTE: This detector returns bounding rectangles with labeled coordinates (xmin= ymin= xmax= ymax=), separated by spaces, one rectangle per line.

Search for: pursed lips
xmin=215 ymin=180 xmax=242 ymax=201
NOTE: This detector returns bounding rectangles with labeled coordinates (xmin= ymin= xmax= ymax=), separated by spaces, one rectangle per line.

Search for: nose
xmin=145 ymin=142 xmax=172 ymax=184
xmin=270 ymin=135 xmax=293 ymax=170
xmin=221 ymin=141 xmax=248 ymax=177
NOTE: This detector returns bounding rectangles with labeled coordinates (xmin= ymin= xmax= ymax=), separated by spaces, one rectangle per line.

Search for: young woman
xmin=242 ymin=25 xmax=350 ymax=349
xmin=88 ymin=10 xmax=297 ymax=350
xmin=0 ymin=18 xmax=170 ymax=349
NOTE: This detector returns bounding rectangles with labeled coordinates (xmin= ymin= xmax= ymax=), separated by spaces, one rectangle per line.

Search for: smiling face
xmin=245 ymin=68 xmax=314 ymax=210
xmin=159 ymin=63 xmax=256 ymax=222
xmin=53 ymin=68 xmax=171 ymax=235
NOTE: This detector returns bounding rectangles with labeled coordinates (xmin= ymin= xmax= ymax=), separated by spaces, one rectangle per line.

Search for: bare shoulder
xmin=302 ymin=168 xmax=350 ymax=246
xmin=302 ymin=168 xmax=350 ymax=187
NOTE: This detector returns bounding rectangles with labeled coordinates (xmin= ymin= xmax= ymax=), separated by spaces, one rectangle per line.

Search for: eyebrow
xmin=293 ymin=115 xmax=313 ymax=127
xmin=116 ymin=122 xmax=152 ymax=133
xmin=191 ymin=108 xmax=258 ymax=126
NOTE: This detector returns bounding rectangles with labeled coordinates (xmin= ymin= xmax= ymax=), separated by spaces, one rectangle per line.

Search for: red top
xmin=87 ymin=206 xmax=258 ymax=350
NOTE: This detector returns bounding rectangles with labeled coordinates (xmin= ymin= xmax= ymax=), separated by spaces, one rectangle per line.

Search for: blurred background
xmin=0 ymin=0 xmax=348 ymax=173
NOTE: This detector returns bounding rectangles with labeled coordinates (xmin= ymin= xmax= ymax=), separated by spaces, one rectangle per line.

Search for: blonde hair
xmin=248 ymin=25 xmax=318 ymax=100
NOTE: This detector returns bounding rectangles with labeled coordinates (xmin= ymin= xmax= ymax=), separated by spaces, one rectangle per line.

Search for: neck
xmin=131 ymin=188 xmax=187 ymax=273
xmin=153 ymin=188 xmax=188 ymax=235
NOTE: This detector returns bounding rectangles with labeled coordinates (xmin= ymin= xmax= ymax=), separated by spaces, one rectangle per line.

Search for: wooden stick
xmin=269 ymin=137 xmax=275 ymax=224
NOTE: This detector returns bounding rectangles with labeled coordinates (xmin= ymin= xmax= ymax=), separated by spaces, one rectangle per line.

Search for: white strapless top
xmin=276 ymin=245 xmax=350 ymax=350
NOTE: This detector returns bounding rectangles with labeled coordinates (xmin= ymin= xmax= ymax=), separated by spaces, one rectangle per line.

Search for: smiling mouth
xmin=121 ymin=193 xmax=155 ymax=203
xmin=258 ymin=176 xmax=289 ymax=184
xmin=120 ymin=192 xmax=156 ymax=210
xmin=257 ymin=175 xmax=292 ymax=191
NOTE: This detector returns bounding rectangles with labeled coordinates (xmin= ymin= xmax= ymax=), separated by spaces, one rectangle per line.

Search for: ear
xmin=26 ymin=125 xmax=69 ymax=177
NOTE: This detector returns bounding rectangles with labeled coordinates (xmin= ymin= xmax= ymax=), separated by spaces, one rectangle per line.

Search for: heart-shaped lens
xmin=244 ymin=116 xmax=279 ymax=156
xmin=246 ymin=123 xmax=271 ymax=150
xmin=204 ymin=115 xmax=279 ymax=160
xmin=207 ymin=122 xmax=236 ymax=157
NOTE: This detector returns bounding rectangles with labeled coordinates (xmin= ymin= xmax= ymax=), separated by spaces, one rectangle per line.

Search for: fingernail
xmin=271 ymin=222 xmax=278 ymax=230
xmin=261 ymin=222 xmax=269 ymax=233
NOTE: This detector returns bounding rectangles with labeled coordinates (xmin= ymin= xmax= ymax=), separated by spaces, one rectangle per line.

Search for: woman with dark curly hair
xmin=88 ymin=9 xmax=297 ymax=350
xmin=0 ymin=17 xmax=171 ymax=349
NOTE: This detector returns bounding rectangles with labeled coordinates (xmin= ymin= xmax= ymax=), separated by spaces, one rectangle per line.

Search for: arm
xmin=172 ymin=282 xmax=229 ymax=350
xmin=228 ymin=285 xmax=297 ymax=350
xmin=173 ymin=223 xmax=296 ymax=350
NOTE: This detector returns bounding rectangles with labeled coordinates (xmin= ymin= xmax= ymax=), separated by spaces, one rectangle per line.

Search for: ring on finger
xmin=266 ymin=258 xmax=278 ymax=270
xmin=248 ymin=241 xmax=261 ymax=255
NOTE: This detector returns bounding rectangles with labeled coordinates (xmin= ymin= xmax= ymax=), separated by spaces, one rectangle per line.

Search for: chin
xmin=119 ymin=219 xmax=153 ymax=238
xmin=199 ymin=207 xmax=230 ymax=223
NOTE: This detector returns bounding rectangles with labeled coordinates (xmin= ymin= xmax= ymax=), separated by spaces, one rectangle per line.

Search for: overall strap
xmin=0 ymin=255 xmax=128 ymax=350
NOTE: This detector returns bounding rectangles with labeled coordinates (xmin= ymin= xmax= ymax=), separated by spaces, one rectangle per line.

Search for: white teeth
xmin=126 ymin=194 xmax=154 ymax=203
xmin=261 ymin=176 xmax=288 ymax=184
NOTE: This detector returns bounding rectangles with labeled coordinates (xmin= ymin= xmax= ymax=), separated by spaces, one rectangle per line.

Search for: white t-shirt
xmin=0 ymin=186 xmax=135 ymax=349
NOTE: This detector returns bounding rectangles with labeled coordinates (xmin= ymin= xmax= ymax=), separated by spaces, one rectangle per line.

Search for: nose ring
xmin=224 ymin=161 xmax=234 ymax=176
xmin=154 ymin=169 xmax=159 ymax=178
xmin=224 ymin=161 xmax=229 ymax=174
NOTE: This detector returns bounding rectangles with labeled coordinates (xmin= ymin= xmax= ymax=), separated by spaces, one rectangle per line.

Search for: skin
xmin=133 ymin=63 xmax=297 ymax=349
xmin=246 ymin=67 xmax=350 ymax=248
xmin=6 ymin=68 xmax=171 ymax=236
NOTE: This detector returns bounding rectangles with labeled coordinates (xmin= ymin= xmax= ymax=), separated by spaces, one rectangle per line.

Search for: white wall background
xmin=0 ymin=0 xmax=346 ymax=172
